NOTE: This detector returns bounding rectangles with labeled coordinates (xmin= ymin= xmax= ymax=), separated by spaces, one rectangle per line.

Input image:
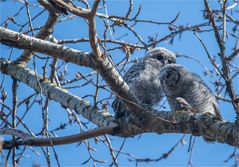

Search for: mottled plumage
xmin=112 ymin=47 xmax=176 ymax=118
xmin=159 ymin=64 xmax=221 ymax=118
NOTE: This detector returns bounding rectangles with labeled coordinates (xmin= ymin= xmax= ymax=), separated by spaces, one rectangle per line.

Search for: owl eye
xmin=155 ymin=55 xmax=164 ymax=61
xmin=165 ymin=71 xmax=173 ymax=79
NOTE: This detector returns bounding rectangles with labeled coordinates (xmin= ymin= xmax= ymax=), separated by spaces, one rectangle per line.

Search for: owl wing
xmin=112 ymin=58 xmax=164 ymax=118
xmin=112 ymin=59 xmax=147 ymax=118
xmin=191 ymin=73 xmax=222 ymax=119
xmin=123 ymin=60 xmax=146 ymax=82
xmin=111 ymin=97 xmax=127 ymax=118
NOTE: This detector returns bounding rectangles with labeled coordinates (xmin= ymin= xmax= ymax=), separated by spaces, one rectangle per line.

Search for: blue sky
xmin=1 ymin=0 xmax=238 ymax=166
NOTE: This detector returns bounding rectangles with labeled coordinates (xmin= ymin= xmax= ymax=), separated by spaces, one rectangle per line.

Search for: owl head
xmin=159 ymin=64 xmax=189 ymax=90
xmin=145 ymin=47 xmax=176 ymax=65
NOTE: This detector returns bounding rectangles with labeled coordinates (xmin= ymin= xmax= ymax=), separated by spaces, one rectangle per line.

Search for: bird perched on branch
xmin=159 ymin=64 xmax=221 ymax=119
xmin=112 ymin=47 xmax=176 ymax=119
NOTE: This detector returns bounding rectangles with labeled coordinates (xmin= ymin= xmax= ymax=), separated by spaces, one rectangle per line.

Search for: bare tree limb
xmin=2 ymin=126 xmax=116 ymax=148
xmin=0 ymin=27 xmax=142 ymax=115
xmin=0 ymin=128 xmax=31 ymax=140
xmin=57 ymin=37 xmax=144 ymax=49
xmin=0 ymin=59 xmax=238 ymax=148
xmin=0 ymin=58 xmax=116 ymax=128
xmin=0 ymin=27 xmax=95 ymax=68
xmin=204 ymin=0 xmax=239 ymax=117
xmin=51 ymin=0 xmax=91 ymax=18
xmin=15 ymin=0 xmax=59 ymax=65
xmin=227 ymin=48 xmax=239 ymax=61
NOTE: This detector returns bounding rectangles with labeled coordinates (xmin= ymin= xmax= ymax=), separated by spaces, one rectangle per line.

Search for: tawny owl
xmin=112 ymin=47 xmax=176 ymax=118
xmin=159 ymin=64 xmax=221 ymax=118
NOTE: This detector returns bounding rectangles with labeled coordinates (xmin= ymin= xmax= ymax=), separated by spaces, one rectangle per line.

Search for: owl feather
xmin=112 ymin=47 xmax=176 ymax=119
xmin=159 ymin=64 xmax=221 ymax=119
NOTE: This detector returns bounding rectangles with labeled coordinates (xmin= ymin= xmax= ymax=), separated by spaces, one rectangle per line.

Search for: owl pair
xmin=112 ymin=47 xmax=221 ymax=119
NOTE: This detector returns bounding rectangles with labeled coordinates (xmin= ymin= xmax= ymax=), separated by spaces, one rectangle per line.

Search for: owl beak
xmin=160 ymin=60 xmax=167 ymax=66
xmin=168 ymin=59 xmax=176 ymax=64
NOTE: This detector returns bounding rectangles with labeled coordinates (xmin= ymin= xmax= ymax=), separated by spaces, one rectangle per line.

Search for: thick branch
xmin=1 ymin=28 xmax=239 ymax=147
xmin=0 ymin=27 xmax=95 ymax=68
xmin=49 ymin=1 xmax=145 ymax=119
xmin=148 ymin=111 xmax=239 ymax=148
xmin=2 ymin=126 xmax=116 ymax=148
xmin=0 ymin=27 xmax=143 ymax=120
xmin=0 ymin=58 xmax=116 ymax=127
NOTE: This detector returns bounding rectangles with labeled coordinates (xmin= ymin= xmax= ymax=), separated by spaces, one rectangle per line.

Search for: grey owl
xmin=112 ymin=47 xmax=176 ymax=119
xmin=159 ymin=64 xmax=221 ymax=118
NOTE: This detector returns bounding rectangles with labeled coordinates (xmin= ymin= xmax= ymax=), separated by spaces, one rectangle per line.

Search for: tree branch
xmin=2 ymin=126 xmax=116 ymax=148
xmin=0 ymin=58 xmax=116 ymax=128
xmin=0 ymin=27 xmax=95 ymax=68
xmin=0 ymin=26 xmax=144 ymax=122
xmin=57 ymin=37 xmax=144 ymax=49
xmin=49 ymin=1 xmax=145 ymax=120
xmin=1 ymin=29 xmax=239 ymax=148
xmin=204 ymin=0 xmax=239 ymax=117
xmin=51 ymin=0 xmax=91 ymax=18
xmin=227 ymin=48 xmax=239 ymax=61
xmin=149 ymin=111 xmax=239 ymax=148
xmin=15 ymin=0 xmax=59 ymax=65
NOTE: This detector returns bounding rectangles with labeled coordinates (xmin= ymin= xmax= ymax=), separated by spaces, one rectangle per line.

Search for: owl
xmin=159 ymin=64 xmax=221 ymax=119
xmin=112 ymin=47 xmax=176 ymax=119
